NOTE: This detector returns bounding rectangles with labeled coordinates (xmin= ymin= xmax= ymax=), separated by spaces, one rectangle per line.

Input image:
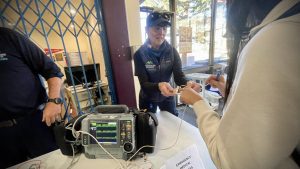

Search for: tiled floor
xmin=176 ymin=105 xmax=198 ymax=127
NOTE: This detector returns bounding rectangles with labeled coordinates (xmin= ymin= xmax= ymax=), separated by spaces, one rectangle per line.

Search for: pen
xmin=205 ymin=71 xmax=221 ymax=90
xmin=216 ymin=71 xmax=221 ymax=81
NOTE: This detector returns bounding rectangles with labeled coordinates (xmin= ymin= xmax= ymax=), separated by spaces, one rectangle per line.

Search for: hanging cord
xmin=159 ymin=104 xmax=187 ymax=150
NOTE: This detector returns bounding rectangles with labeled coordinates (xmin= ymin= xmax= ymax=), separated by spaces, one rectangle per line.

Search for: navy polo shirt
xmin=0 ymin=28 xmax=63 ymax=121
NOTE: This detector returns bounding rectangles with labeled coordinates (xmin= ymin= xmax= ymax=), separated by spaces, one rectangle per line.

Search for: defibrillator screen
xmin=89 ymin=121 xmax=118 ymax=144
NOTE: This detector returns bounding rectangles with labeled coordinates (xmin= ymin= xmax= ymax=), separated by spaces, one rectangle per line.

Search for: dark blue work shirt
xmin=0 ymin=27 xmax=63 ymax=121
xmin=134 ymin=40 xmax=187 ymax=102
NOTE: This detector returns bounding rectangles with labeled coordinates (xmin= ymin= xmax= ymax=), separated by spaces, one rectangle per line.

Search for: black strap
xmin=147 ymin=112 xmax=159 ymax=126
xmin=278 ymin=2 xmax=300 ymax=20
xmin=238 ymin=2 xmax=300 ymax=55
xmin=292 ymin=148 xmax=300 ymax=167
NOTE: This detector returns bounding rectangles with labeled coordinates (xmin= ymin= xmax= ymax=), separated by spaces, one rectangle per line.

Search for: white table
xmin=9 ymin=111 xmax=216 ymax=169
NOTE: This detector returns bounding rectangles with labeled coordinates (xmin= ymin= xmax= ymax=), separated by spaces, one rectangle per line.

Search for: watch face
xmin=54 ymin=98 xmax=63 ymax=104
xmin=48 ymin=98 xmax=63 ymax=104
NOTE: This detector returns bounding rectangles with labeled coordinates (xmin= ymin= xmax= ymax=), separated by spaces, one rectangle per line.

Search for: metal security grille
xmin=0 ymin=0 xmax=116 ymax=115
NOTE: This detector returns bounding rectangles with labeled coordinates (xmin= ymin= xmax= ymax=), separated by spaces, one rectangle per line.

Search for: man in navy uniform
xmin=0 ymin=27 xmax=63 ymax=168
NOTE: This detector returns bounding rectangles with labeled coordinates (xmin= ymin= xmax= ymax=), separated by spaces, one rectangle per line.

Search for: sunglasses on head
xmin=149 ymin=12 xmax=171 ymax=22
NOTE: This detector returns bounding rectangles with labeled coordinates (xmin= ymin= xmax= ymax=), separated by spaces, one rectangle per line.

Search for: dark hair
xmin=224 ymin=0 xmax=281 ymax=105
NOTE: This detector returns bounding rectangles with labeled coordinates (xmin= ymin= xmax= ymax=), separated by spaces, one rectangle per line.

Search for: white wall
xmin=125 ymin=0 xmax=143 ymax=106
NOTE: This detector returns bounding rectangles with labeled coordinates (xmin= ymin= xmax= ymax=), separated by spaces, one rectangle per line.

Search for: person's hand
xmin=158 ymin=82 xmax=176 ymax=97
xmin=205 ymin=75 xmax=226 ymax=97
xmin=180 ymin=87 xmax=203 ymax=105
xmin=42 ymin=103 xmax=62 ymax=126
xmin=186 ymin=81 xmax=202 ymax=92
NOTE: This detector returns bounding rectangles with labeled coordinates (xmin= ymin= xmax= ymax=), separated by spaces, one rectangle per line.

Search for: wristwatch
xmin=47 ymin=98 xmax=63 ymax=104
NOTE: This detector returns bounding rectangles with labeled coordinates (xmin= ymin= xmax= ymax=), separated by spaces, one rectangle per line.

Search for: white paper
xmin=165 ymin=144 xmax=205 ymax=169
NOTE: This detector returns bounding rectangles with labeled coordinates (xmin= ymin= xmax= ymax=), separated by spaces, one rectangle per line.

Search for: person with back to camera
xmin=180 ymin=0 xmax=300 ymax=169
xmin=0 ymin=27 xmax=64 ymax=168
xmin=133 ymin=11 xmax=200 ymax=116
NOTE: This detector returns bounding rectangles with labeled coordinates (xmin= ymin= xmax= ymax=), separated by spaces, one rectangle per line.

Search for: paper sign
xmin=179 ymin=27 xmax=192 ymax=53
xmin=165 ymin=144 xmax=205 ymax=169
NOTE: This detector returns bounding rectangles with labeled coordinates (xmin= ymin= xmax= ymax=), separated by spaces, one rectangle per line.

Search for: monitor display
xmin=89 ymin=121 xmax=118 ymax=144
xmin=64 ymin=64 xmax=100 ymax=86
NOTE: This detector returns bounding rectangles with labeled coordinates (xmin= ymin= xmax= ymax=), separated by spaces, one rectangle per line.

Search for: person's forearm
xmin=173 ymin=48 xmax=188 ymax=85
xmin=173 ymin=63 xmax=187 ymax=85
xmin=193 ymin=100 xmax=223 ymax=168
xmin=47 ymin=77 xmax=62 ymax=98
xmin=141 ymin=81 xmax=159 ymax=92
xmin=138 ymin=75 xmax=160 ymax=92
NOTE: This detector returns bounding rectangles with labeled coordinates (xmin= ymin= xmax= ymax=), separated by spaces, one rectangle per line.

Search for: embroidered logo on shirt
xmin=145 ymin=60 xmax=156 ymax=70
xmin=165 ymin=59 xmax=171 ymax=63
xmin=145 ymin=61 xmax=153 ymax=65
xmin=0 ymin=53 xmax=8 ymax=61
xmin=145 ymin=64 xmax=156 ymax=69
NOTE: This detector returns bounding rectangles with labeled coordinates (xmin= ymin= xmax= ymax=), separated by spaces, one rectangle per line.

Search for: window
xmin=176 ymin=0 xmax=227 ymax=68
xmin=139 ymin=0 xmax=171 ymax=43
xmin=176 ymin=0 xmax=211 ymax=67
xmin=214 ymin=1 xmax=227 ymax=62
xmin=140 ymin=0 xmax=170 ymax=11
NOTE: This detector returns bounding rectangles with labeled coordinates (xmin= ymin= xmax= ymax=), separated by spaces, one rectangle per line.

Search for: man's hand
xmin=42 ymin=103 xmax=62 ymax=126
xmin=158 ymin=82 xmax=176 ymax=97
xmin=44 ymin=77 xmax=63 ymax=126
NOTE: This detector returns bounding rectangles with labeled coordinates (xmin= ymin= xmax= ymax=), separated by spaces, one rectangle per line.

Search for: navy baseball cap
xmin=146 ymin=12 xmax=171 ymax=27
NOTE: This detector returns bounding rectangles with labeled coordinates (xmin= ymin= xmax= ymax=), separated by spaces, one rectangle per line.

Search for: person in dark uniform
xmin=0 ymin=27 xmax=64 ymax=168
xmin=133 ymin=11 xmax=200 ymax=116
